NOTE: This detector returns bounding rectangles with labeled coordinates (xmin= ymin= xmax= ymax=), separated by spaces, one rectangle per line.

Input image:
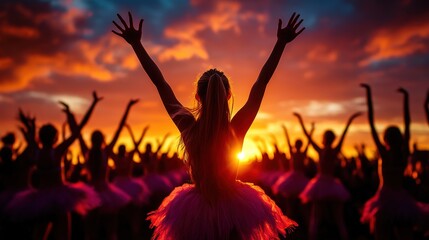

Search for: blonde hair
xmin=181 ymin=69 xmax=238 ymax=200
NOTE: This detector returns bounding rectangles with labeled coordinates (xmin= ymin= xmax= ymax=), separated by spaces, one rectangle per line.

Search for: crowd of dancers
xmin=1 ymin=11 xmax=429 ymax=240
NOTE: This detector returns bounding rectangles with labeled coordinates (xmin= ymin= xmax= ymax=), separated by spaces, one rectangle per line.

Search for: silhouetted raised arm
xmin=293 ymin=112 xmax=321 ymax=153
xmin=61 ymin=92 xmax=102 ymax=156
xmin=16 ymin=109 xmax=37 ymax=163
xmin=398 ymin=88 xmax=410 ymax=155
xmin=282 ymin=124 xmax=293 ymax=157
xmin=303 ymin=123 xmax=315 ymax=155
xmin=231 ymin=13 xmax=304 ymax=140
xmin=79 ymin=91 xmax=103 ymax=129
xmin=360 ymin=84 xmax=384 ymax=153
xmin=154 ymin=133 xmax=171 ymax=155
xmin=113 ymin=12 xmax=193 ymax=133
xmin=126 ymin=124 xmax=149 ymax=155
xmin=334 ymin=112 xmax=361 ymax=153
xmin=106 ymin=99 xmax=139 ymax=154
xmin=56 ymin=103 xmax=81 ymax=156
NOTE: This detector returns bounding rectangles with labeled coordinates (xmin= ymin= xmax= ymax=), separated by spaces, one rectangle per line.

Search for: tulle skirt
xmin=142 ymin=173 xmax=174 ymax=195
xmin=361 ymin=186 xmax=425 ymax=231
xmin=272 ymin=170 xmax=309 ymax=198
xmin=165 ymin=170 xmax=188 ymax=187
xmin=113 ymin=176 xmax=150 ymax=205
xmin=299 ymin=174 xmax=350 ymax=203
xmin=93 ymin=182 xmax=131 ymax=213
xmin=148 ymin=181 xmax=297 ymax=240
xmin=5 ymin=182 xmax=100 ymax=221
xmin=0 ymin=188 xmax=27 ymax=219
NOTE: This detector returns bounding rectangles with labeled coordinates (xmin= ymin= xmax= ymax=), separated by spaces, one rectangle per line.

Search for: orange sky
xmin=1 ymin=0 xmax=428 ymax=162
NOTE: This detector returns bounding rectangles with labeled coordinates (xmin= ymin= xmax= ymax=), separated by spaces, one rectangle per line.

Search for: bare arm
xmin=106 ymin=99 xmax=139 ymax=153
xmin=360 ymin=84 xmax=384 ymax=153
xmin=231 ymin=13 xmax=305 ymax=139
xmin=303 ymin=122 xmax=315 ymax=155
xmin=16 ymin=110 xmax=37 ymax=164
xmin=293 ymin=112 xmax=322 ymax=153
xmin=113 ymin=12 xmax=194 ymax=133
xmin=334 ymin=112 xmax=362 ymax=153
xmin=398 ymin=88 xmax=410 ymax=156
xmin=126 ymin=124 xmax=149 ymax=155
xmin=282 ymin=124 xmax=293 ymax=157
xmin=57 ymin=92 xmax=101 ymax=156
xmin=154 ymin=133 xmax=171 ymax=155
xmin=79 ymin=91 xmax=103 ymax=129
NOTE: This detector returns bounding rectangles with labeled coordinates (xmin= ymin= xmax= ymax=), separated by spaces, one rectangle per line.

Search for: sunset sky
xmin=1 ymin=0 xmax=428 ymax=161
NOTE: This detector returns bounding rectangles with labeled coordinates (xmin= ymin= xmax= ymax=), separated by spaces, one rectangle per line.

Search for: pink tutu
xmin=5 ymin=182 xmax=100 ymax=221
xmin=272 ymin=171 xmax=309 ymax=198
xmin=93 ymin=182 xmax=131 ymax=213
xmin=148 ymin=181 xmax=297 ymax=240
xmin=361 ymin=186 xmax=425 ymax=231
xmin=299 ymin=174 xmax=350 ymax=203
xmin=113 ymin=176 xmax=150 ymax=205
xmin=142 ymin=173 xmax=173 ymax=196
xmin=165 ymin=170 xmax=188 ymax=187
xmin=0 ymin=188 xmax=26 ymax=216
xmin=258 ymin=170 xmax=284 ymax=189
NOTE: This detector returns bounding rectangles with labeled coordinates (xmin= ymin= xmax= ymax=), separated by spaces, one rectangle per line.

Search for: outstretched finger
xmin=112 ymin=30 xmax=123 ymax=37
xmin=112 ymin=21 xmax=124 ymax=32
xmin=291 ymin=14 xmax=300 ymax=26
xmin=117 ymin=13 xmax=128 ymax=28
xmin=278 ymin=19 xmax=282 ymax=32
xmin=128 ymin=11 xmax=134 ymax=29
xmin=59 ymin=101 xmax=70 ymax=110
xmin=138 ymin=19 xmax=143 ymax=32
xmin=288 ymin=12 xmax=296 ymax=26
xmin=296 ymin=27 xmax=305 ymax=36
xmin=360 ymin=83 xmax=371 ymax=91
xmin=293 ymin=19 xmax=303 ymax=31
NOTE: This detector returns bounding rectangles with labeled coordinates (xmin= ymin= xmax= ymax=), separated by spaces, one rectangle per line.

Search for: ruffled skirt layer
xmin=113 ymin=176 xmax=150 ymax=205
xmin=5 ymin=182 xmax=100 ymax=221
xmin=93 ymin=182 xmax=131 ymax=213
xmin=299 ymin=174 xmax=350 ymax=203
xmin=148 ymin=181 xmax=297 ymax=240
xmin=272 ymin=171 xmax=309 ymax=198
xmin=361 ymin=186 xmax=426 ymax=232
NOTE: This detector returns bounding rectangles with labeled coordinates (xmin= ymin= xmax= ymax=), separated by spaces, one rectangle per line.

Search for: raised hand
xmin=112 ymin=12 xmax=143 ymax=45
xmin=18 ymin=109 xmax=36 ymax=145
xmin=360 ymin=83 xmax=370 ymax=91
xmin=128 ymin=98 xmax=139 ymax=107
xmin=293 ymin=112 xmax=303 ymax=120
xmin=92 ymin=91 xmax=103 ymax=103
xmin=350 ymin=112 xmax=363 ymax=120
xmin=59 ymin=101 xmax=71 ymax=113
xmin=277 ymin=12 xmax=305 ymax=43
xmin=397 ymin=87 xmax=408 ymax=96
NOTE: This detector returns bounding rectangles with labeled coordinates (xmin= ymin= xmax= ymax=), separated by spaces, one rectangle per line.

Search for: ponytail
xmin=181 ymin=69 xmax=237 ymax=200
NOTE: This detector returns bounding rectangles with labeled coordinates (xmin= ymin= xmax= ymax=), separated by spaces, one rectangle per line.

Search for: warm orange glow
xmin=237 ymin=151 xmax=246 ymax=162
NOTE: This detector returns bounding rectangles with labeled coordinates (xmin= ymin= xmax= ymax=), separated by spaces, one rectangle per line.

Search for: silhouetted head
xmin=295 ymin=139 xmax=303 ymax=151
xmin=196 ymin=69 xmax=231 ymax=104
xmin=2 ymin=132 xmax=16 ymax=145
xmin=118 ymin=144 xmax=126 ymax=156
xmin=322 ymin=130 xmax=336 ymax=147
xmin=145 ymin=143 xmax=152 ymax=153
xmin=91 ymin=130 xmax=104 ymax=149
xmin=39 ymin=124 xmax=58 ymax=147
xmin=383 ymin=126 xmax=403 ymax=150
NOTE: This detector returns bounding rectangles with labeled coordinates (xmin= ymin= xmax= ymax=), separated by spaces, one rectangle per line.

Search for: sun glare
xmin=237 ymin=151 xmax=247 ymax=162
